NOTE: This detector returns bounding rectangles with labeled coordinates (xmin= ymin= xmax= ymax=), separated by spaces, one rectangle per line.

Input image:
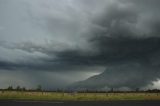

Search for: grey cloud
xmin=69 ymin=0 xmax=160 ymax=89
xmin=0 ymin=69 xmax=94 ymax=89
xmin=0 ymin=0 xmax=160 ymax=89
xmin=71 ymin=64 xmax=160 ymax=90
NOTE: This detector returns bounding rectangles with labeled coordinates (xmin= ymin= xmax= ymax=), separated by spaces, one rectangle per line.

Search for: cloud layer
xmin=0 ymin=0 xmax=160 ymax=89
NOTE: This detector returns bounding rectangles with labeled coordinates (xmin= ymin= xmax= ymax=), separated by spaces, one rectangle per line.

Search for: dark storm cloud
xmin=3 ymin=0 xmax=159 ymax=69
xmin=52 ymin=37 xmax=160 ymax=69
xmin=1 ymin=0 xmax=159 ymax=70
xmin=1 ymin=0 xmax=160 ymax=89
xmin=68 ymin=0 xmax=160 ymax=89
xmin=2 ymin=37 xmax=160 ymax=70
xmin=71 ymin=64 xmax=160 ymax=90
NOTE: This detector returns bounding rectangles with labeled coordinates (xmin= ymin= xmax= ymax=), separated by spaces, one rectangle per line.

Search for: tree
xmin=22 ymin=87 xmax=26 ymax=91
xmin=7 ymin=86 xmax=13 ymax=91
xmin=36 ymin=85 xmax=42 ymax=91
xmin=110 ymin=88 xmax=114 ymax=92
xmin=16 ymin=86 xmax=21 ymax=91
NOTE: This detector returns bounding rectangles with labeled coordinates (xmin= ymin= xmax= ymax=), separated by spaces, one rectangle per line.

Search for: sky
xmin=0 ymin=0 xmax=160 ymax=90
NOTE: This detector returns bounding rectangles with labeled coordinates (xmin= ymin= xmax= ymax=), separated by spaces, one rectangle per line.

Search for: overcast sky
xmin=0 ymin=0 xmax=160 ymax=90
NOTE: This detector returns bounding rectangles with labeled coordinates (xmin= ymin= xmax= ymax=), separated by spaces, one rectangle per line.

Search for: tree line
xmin=1 ymin=86 xmax=160 ymax=93
xmin=0 ymin=85 xmax=42 ymax=92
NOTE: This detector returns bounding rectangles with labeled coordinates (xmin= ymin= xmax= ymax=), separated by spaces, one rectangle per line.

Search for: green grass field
xmin=0 ymin=91 xmax=160 ymax=101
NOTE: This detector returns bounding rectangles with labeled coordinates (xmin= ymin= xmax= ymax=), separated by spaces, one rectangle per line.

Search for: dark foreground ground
xmin=1 ymin=101 xmax=160 ymax=106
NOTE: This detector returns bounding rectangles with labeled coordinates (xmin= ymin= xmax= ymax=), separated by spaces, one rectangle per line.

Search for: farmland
xmin=0 ymin=91 xmax=160 ymax=101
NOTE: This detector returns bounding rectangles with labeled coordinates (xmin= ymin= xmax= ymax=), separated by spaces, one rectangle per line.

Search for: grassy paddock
xmin=0 ymin=91 xmax=160 ymax=101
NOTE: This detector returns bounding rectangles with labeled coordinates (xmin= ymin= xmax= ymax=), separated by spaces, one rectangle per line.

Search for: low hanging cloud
xmin=0 ymin=0 xmax=160 ymax=89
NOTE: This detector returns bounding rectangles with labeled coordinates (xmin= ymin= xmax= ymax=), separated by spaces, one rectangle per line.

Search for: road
xmin=0 ymin=101 xmax=160 ymax=106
